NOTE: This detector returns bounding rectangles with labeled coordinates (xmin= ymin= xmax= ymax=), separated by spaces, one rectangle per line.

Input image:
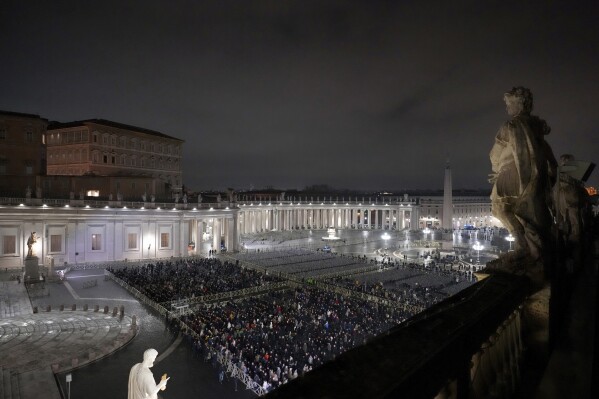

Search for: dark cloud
xmin=1 ymin=0 xmax=598 ymax=191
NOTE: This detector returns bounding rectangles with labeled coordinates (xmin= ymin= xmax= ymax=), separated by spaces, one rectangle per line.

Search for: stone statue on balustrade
xmin=554 ymin=154 xmax=590 ymax=261
xmin=142 ymin=193 xmax=147 ymax=202
xmin=26 ymin=232 xmax=38 ymax=258
xmin=26 ymin=186 xmax=31 ymax=199
xmin=182 ymin=193 xmax=187 ymax=204
xmin=128 ymin=349 xmax=169 ymax=399
xmin=198 ymin=194 xmax=202 ymax=204
xmin=486 ymin=87 xmax=557 ymax=283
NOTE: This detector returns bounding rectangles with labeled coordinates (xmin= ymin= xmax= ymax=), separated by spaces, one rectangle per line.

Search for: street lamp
xmin=381 ymin=232 xmax=391 ymax=251
xmin=472 ymin=241 xmax=484 ymax=264
xmin=422 ymin=227 xmax=431 ymax=240
xmin=505 ymin=234 xmax=515 ymax=251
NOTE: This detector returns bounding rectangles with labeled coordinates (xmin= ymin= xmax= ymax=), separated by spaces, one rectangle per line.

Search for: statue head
xmin=504 ymin=86 xmax=533 ymax=117
xmin=142 ymin=348 xmax=158 ymax=368
xmin=560 ymin=153 xmax=575 ymax=166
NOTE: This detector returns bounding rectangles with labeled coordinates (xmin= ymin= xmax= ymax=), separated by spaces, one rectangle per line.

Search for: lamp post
xmin=381 ymin=232 xmax=391 ymax=247
xmin=472 ymin=241 xmax=484 ymax=265
xmin=422 ymin=227 xmax=431 ymax=241
xmin=381 ymin=232 xmax=391 ymax=263
xmin=505 ymin=234 xmax=515 ymax=251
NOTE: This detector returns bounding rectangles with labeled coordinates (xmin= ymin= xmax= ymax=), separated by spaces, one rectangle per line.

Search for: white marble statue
xmin=128 ymin=349 xmax=169 ymax=399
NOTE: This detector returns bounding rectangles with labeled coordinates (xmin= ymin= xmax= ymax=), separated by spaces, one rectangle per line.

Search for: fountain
xmin=322 ymin=228 xmax=341 ymax=241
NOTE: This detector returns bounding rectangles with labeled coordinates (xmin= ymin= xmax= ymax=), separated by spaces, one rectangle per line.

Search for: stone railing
xmin=0 ymin=196 xmax=233 ymax=210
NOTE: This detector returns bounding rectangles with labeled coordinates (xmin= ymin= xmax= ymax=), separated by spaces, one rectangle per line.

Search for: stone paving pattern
xmin=0 ymin=276 xmax=136 ymax=399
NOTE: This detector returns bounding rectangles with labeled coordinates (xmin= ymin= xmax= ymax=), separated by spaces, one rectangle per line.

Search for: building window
xmin=127 ymin=233 xmax=137 ymax=250
xmin=91 ymin=234 xmax=102 ymax=251
xmin=111 ymin=156 xmax=116 ymax=164
xmin=103 ymin=155 xmax=108 ymax=163
xmin=2 ymin=236 xmax=16 ymax=255
xmin=26 ymin=131 xmax=33 ymax=142
xmin=0 ymin=157 xmax=7 ymax=175
xmin=25 ymin=162 xmax=33 ymax=175
xmin=160 ymin=233 xmax=169 ymax=249
xmin=0 ymin=127 xmax=6 ymax=140
xmin=50 ymin=235 xmax=62 ymax=252
xmin=93 ymin=134 xmax=98 ymax=143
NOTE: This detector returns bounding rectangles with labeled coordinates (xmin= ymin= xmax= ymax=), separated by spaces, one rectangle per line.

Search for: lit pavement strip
xmin=63 ymin=280 xmax=138 ymax=303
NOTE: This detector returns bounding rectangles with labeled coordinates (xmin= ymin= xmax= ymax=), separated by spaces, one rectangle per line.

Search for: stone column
xmin=212 ymin=218 xmax=220 ymax=251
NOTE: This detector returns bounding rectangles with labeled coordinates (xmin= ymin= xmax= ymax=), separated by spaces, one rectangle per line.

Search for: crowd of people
xmin=107 ymin=249 xmax=478 ymax=393
xmin=108 ymin=258 xmax=281 ymax=303
xmin=181 ymin=287 xmax=409 ymax=392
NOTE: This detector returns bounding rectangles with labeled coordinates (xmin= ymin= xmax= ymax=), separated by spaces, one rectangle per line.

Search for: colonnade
xmin=189 ymin=213 xmax=237 ymax=253
xmin=238 ymin=204 xmax=419 ymax=234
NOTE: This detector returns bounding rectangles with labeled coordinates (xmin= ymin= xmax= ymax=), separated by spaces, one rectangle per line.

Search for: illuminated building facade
xmin=46 ymin=119 xmax=184 ymax=195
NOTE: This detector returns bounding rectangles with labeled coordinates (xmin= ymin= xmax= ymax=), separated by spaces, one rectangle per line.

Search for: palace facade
xmin=47 ymin=119 xmax=184 ymax=195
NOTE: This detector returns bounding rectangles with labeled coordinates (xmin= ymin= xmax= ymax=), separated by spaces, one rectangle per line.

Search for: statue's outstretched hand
xmin=159 ymin=375 xmax=170 ymax=391
xmin=488 ymin=173 xmax=498 ymax=184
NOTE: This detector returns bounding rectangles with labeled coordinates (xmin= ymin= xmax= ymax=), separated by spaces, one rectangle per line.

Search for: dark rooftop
xmin=0 ymin=109 xmax=48 ymax=121
xmin=48 ymin=118 xmax=184 ymax=142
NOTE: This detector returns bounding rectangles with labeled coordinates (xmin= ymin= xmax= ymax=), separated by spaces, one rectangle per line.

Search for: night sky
xmin=1 ymin=0 xmax=598 ymax=192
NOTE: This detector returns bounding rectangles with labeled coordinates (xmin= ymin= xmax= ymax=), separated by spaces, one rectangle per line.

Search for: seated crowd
xmin=108 ymin=258 xmax=281 ymax=303
xmin=181 ymin=287 xmax=409 ymax=392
